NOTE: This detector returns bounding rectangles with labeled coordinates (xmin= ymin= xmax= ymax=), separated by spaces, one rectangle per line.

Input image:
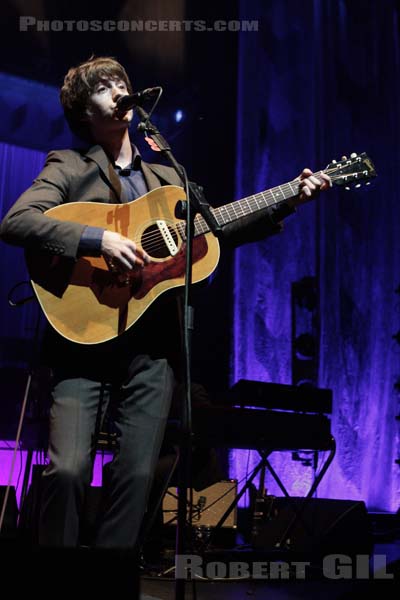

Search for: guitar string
xmin=137 ymin=166 xmax=365 ymax=247
xmin=134 ymin=170 xmax=365 ymax=254
xmin=105 ymin=167 xmax=368 ymax=257
xmin=120 ymin=170 xmax=368 ymax=256
xmin=136 ymin=176 xmax=314 ymax=248
xmin=136 ymin=164 xmax=364 ymax=246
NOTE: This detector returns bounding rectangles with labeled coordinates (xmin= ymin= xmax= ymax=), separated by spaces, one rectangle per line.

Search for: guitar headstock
xmin=325 ymin=152 xmax=377 ymax=189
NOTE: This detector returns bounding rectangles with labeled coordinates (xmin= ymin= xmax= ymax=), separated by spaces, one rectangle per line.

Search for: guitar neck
xmin=180 ymin=170 xmax=325 ymax=238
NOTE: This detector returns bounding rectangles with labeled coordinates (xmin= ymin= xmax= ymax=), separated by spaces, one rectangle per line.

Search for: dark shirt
xmin=114 ymin=147 xmax=148 ymax=202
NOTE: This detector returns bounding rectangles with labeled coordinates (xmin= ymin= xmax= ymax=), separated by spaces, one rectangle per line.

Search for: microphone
xmin=116 ymin=87 xmax=161 ymax=111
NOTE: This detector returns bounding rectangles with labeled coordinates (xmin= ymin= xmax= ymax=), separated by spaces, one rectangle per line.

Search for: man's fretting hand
xmin=296 ymin=168 xmax=332 ymax=205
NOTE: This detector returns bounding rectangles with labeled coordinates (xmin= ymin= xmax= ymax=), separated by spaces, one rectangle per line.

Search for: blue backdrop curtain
xmin=231 ymin=0 xmax=400 ymax=511
xmin=0 ymin=142 xmax=46 ymax=369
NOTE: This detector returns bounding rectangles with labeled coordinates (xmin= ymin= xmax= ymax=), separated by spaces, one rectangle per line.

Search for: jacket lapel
xmin=141 ymin=161 xmax=182 ymax=190
xmin=84 ymin=145 xmax=122 ymax=202
xmin=83 ymin=146 xmax=182 ymax=199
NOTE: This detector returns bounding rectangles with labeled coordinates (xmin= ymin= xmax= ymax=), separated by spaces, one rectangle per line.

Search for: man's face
xmin=85 ymin=76 xmax=133 ymax=135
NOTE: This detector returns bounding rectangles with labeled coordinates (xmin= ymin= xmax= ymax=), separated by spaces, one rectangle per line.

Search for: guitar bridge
xmin=156 ymin=220 xmax=179 ymax=256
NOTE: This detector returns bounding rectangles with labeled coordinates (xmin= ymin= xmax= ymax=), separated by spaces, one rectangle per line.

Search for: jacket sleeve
xmin=180 ymin=180 xmax=296 ymax=248
xmin=218 ymin=201 xmax=296 ymax=249
xmin=0 ymin=150 xmax=87 ymax=260
xmin=141 ymin=166 xmax=297 ymax=248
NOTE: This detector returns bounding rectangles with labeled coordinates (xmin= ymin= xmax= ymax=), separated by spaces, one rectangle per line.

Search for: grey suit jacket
xmin=0 ymin=144 xmax=294 ymax=255
xmin=0 ymin=144 xmax=183 ymax=258
xmin=0 ymin=142 xmax=296 ymax=373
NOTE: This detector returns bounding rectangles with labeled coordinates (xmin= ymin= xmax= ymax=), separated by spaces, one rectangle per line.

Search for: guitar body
xmin=28 ymin=185 xmax=220 ymax=344
xmin=25 ymin=152 xmax=376 ymax=345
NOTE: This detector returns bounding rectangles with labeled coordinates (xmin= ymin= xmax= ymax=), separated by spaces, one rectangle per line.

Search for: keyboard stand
xmin=203 ymin=435 xmax=336 ymax=552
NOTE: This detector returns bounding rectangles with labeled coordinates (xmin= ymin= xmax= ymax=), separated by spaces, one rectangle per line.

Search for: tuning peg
xmin=350 ymin=152 xmax=357 ymax=158
xmin=341 ymin=155 xmax=347 ymax=161
xmin=355 ymin=184 xmax=361 ymax=188
xmin=345 ymin=186 xmax=350 ymax=191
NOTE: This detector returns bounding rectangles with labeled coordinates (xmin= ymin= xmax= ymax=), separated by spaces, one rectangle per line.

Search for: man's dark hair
xmin=60 ymin=56 xmax=133 ymax=141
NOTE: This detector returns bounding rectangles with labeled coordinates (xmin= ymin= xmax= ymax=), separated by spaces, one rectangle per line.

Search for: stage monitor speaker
xmin=163 ymin=480 xmax=238 ymax=529
xmin=0 ymin=486 xmax=18 ymax=539
xmin=252 ymin=496 xmax=373 ymax=557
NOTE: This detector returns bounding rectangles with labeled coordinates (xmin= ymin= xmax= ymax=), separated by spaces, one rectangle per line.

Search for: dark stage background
xmin=0 ymin=1 xmax=399 ymax=513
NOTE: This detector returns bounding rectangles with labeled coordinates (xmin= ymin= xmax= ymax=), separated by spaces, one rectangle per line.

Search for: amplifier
xmin=251 ymin=496 xmax=372 ymax=556
xmin=162 ymin=480 xmax=238 ymax=529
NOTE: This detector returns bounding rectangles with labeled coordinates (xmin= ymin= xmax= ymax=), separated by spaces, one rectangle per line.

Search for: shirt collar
xmin=114 ymin=144 xmax=142 ymax=173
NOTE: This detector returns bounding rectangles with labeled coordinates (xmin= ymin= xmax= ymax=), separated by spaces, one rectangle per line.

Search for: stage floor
xmin=140 ymin=539 xmax=400 ymax=599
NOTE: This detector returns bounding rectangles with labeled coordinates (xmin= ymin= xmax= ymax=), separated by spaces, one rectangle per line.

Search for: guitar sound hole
xmin=141 ymin=224 xmax=179 ymax=259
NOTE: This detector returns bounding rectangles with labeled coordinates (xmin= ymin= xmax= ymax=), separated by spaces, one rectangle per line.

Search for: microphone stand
xmin=135 ymin=105 xmax=222 ymax=600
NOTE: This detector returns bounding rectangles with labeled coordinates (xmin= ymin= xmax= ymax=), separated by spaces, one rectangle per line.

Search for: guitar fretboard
xmin=175 ymin=174 xmax=321 ymax=240
xmin=173 ymin=151 xmax=376 ymax=241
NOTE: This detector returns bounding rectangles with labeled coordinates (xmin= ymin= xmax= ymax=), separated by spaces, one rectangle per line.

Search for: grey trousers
xmin=38 ymin=354 xmax=174 ymax=548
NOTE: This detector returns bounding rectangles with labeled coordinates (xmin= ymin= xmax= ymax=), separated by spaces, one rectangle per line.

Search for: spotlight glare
xmin=174 ymin=109 xmax=184 ymax=123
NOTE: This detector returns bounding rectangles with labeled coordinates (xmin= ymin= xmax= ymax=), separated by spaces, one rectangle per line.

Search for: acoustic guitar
xmin=27 ymin=153 xmax=376 ymax=344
